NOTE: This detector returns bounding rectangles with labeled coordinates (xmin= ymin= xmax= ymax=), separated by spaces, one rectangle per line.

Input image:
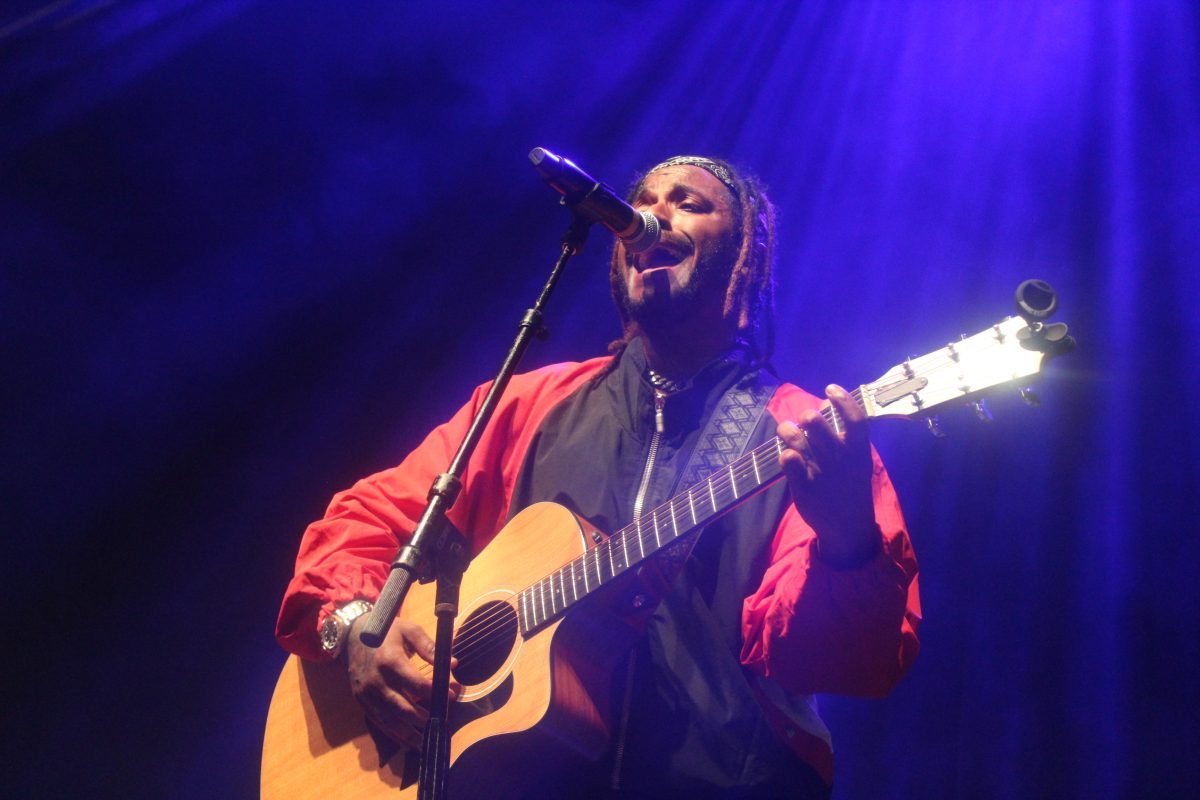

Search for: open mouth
xmin=633 ymin=238 xmax=692 ymax=272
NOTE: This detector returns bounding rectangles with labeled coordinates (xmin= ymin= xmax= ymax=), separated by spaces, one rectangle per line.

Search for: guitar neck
xmin=515 ymin=395 xmax=861 ymax=635
xmin=515 ymin=313 xmax=1066 ymax=634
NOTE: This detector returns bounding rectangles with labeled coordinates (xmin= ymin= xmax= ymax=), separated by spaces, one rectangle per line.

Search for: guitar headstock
xmin=860 ymin=281 xmax=1074 ymax=423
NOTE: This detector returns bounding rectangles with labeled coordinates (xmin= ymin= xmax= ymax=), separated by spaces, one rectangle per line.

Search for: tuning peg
xmin=1015 ymin=279 xmax=1058 ymax=323
xmin=973 ymin=400 xmax=993 ymax=422
xmin=926 ymin=417 xmax=947 ymax=438
xmin=1019 ymin=387 xmax=1040 ymax=407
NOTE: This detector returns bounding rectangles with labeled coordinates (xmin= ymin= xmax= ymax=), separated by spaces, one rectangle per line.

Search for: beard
xmin=619 ymin=235 xmax=739 ymax=336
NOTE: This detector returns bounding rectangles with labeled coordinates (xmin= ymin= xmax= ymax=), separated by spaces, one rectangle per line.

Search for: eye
xmin=679 ymin=201 xmax=702 ymax=212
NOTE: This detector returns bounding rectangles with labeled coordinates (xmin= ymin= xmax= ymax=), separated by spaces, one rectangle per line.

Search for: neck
xmin=641 ymin=324 xmax=737 ymax=380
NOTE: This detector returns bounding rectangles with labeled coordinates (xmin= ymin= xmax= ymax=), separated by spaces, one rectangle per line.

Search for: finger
xmin=405 ymin=623 xmax=437 ymax=664
xmin=777 ymin=421 xmax=819 ymax=482
xmin=825 ymin=384 xmax=865 ymax=423
xmin=779 ymin=418 xmax=825 ymax=455
xmin=777 ymin=419 xmax=808 ymax=453
xmin=379 ymin=657 xmax=435 ymax=704
xmin=825 ymin=384 xmax=869 ymax=446
xmin=780 ymin=448 xmax=817 ymax=483
xmin=363 ymin=684 xmax=428 ymax=750
xmin=797 ymin=409 xmax=839 ymax=462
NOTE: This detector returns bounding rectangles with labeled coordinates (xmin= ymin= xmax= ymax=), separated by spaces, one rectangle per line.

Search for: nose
xmin=642 ymin=200 xmax=671 ymax=232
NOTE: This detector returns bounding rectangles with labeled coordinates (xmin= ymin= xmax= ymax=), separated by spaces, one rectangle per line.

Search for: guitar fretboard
xmin=516 ymin=393 xmax=863 ymax=634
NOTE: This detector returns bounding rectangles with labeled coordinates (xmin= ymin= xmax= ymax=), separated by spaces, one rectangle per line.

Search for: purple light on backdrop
xmin=2 ymin=1 xmax=1197 ymax=797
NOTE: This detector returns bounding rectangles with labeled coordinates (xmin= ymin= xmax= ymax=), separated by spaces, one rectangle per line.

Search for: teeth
xmin=644 ymin=244 xmax=688 ymax=269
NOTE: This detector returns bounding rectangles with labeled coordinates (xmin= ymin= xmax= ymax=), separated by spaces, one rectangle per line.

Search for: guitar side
xmin=261 ymin=502 xmax=632 ymax=800
xmin=264 ymin=289 xmax=1075 ymax=798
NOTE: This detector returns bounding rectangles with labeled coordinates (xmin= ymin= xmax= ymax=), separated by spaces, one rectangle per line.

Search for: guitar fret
xmin=519 ymin=438 xmax=791 ymax=636
xmin=504 ymin=316 xmax=1054 ymax=638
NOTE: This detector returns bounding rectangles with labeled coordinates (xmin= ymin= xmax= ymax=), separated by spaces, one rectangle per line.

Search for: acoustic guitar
xmin=262 ymin=301 xmax=1072 ymax=799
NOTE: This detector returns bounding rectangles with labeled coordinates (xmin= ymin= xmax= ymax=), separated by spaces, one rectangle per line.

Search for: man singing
xmin=276 ymin=155 xmax=921 ymax=798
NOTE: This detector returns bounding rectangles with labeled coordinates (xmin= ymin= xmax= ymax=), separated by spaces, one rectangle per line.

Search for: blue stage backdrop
xmin=3 ymin=2 xmax=1197 ymax=797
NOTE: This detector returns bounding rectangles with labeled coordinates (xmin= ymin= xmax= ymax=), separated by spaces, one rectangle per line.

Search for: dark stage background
xmin=4 ymin=2 xmax=1198 ymax=797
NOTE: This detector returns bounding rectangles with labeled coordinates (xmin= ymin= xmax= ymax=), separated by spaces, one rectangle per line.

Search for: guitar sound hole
xmin=451 ymin=600 xmax=518 ymax=686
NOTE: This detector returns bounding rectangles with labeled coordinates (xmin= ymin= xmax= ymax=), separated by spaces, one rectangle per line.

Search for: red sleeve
xmin=275 ymin=359 xmax=605 ymax=661
xmin=739 ymin=385 xmax=922 ymax=697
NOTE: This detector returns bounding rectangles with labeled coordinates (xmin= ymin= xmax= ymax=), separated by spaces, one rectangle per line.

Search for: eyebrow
xmin=633 ymin=181 xmax=715 ymax=205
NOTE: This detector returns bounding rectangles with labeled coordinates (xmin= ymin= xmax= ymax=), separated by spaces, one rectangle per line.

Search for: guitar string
xmin=415 ymin=386 xmax=883 ymax=663
xmin=416 ymin=378 xmax=903 ymax=667
xmin=407 ymin=349 xmax=988 ymax=677
xmin=409 ymin=389 xmax=876 ymax=665
xmin=417 ymin=443 xmax=785 ymax=663
xmin=408 ymin=440 xmax=789 ymax=666
xmin=426 ymin=355 xmax=992 ymax=675
xmin=431 ymin=340 xmax=1015 ymax=667
xmin=412 ymin=442 xmax=791 ymax=675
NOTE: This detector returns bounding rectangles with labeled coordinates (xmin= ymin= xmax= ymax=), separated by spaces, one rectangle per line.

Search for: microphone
xmin=529 ymin=147 xmax=660 ymax=253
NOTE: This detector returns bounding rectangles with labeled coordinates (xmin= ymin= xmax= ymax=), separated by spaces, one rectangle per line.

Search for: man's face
xmin=619 ymin=164 xmax=739 ymax=331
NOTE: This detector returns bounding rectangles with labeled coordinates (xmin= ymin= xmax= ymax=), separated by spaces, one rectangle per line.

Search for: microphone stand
xmin=356 ymin=201 xmax=595 ymax=800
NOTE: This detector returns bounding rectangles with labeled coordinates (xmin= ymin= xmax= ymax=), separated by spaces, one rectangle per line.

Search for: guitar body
xmin=264 ymin=300 xmax=1074 ymax=797
xmin=261 ymin=502 xmax=636 ymax=800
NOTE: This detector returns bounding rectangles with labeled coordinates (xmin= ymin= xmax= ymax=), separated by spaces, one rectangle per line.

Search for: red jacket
xmin=276 ymin=343 xmax=920 ymax=784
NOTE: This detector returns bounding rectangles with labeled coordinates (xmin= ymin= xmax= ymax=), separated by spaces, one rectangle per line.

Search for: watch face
xmin=320 ymin=618 xmax=340 ymax=652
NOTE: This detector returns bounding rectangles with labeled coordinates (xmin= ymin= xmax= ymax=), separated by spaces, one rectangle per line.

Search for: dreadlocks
xmin=606 ymin=155 xmax=777 ymax=367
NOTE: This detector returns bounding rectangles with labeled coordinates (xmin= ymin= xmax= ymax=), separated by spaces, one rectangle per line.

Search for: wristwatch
xmin=319 ymin=599 xmax=374 ymax=658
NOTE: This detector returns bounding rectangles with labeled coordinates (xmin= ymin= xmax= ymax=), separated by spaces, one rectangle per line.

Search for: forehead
xmin=636 ymin=165 xmax=736 ymax=206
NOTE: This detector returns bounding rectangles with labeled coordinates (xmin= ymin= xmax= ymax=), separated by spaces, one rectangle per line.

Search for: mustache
xmin=625 ymin=232 xmax=693 ymax=270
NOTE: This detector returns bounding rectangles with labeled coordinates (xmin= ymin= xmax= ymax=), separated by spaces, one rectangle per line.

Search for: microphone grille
xmin=624 ymin=211 xmax=660 ymax=254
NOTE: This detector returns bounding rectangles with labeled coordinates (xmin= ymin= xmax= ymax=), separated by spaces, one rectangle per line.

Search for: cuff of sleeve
xmin=813 ymin=523 xmax=883 ymax=570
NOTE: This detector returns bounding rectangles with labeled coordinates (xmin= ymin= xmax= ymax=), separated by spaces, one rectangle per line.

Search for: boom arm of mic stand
xmin=357 ymin=209 xmax=593 ymax=649
xmin=354 ymin=196 xmax=593 ymax=800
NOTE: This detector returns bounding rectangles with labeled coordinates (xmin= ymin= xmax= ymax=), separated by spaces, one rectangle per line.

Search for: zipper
xmin=632 ymin=389 xmax=667 ymax=523
xmin=613 ymin=387 xmax=667 ymax=791
xmin=609 ymin=647 xmax=639 ymax=790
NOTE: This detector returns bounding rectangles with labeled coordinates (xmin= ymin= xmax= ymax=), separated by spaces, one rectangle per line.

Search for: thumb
xmin=407 ymin=623 xmax=437 ymax=663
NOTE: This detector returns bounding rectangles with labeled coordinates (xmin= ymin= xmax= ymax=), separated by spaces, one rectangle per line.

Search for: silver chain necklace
xmin=647 ymin=368 xmax=690 ymax=394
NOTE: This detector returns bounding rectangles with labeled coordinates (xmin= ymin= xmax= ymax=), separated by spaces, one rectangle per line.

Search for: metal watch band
xmin=319 ymin=599 xmax=374 ymax=658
